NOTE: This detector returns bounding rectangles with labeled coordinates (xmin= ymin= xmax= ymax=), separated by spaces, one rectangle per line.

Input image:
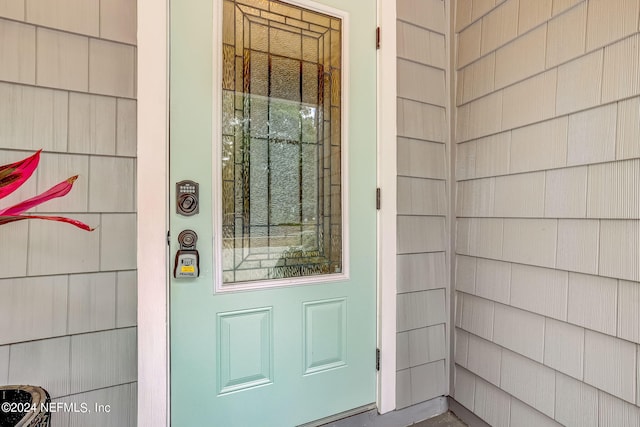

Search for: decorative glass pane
xmin=221 ymin=0 xmax=342 ymax=284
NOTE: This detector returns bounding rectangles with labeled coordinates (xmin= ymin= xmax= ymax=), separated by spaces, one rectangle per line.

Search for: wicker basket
xmin=0 ymin=385 xmax=51 ymax=427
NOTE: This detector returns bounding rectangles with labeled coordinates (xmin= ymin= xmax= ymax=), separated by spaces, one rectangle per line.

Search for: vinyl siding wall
xmin=453 ymin=0 xmax=640 ymax=425
xmin=396 ymin=0 xmax=451 ymax=409
xmin=0 ymin=1 xmax=137 ymax=426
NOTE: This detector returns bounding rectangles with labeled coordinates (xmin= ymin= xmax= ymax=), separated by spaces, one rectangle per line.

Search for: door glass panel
xmin=221 ymin=0 xmax=342 ymax=285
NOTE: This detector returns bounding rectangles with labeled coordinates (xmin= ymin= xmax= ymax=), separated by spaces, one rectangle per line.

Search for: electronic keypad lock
xmin=174 ymin=230 xmax=200 ymax=278
xmin=176 ymin=180 xmax=199 ymax=216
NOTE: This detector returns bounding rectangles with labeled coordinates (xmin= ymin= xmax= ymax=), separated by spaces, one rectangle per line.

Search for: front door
xmin=169 ymin=0 xmax=377 ymax=425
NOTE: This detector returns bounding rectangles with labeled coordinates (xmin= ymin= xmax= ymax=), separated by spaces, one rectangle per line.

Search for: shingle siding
xmin=396 ymin=0 xmax=450 ymax=409
xmin=454 ymin=0 xmax=640 ymax=424
xmin=0 ymin=2 xmax=137 ymax=425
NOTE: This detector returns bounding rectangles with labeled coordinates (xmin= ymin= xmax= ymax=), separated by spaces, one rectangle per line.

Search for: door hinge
xmin=376 ymin=348 xmax=381 ymax=371
xmin=376 ymin=188 xmax=381 ymax=210
xmin=376 ymin=27 xmax=381 ymax=49
xmin=167 ymin=230 xmax=171 ymax=246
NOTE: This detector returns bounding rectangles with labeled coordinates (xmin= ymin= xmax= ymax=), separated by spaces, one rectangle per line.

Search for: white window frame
xmin=212 ymin=0 xmax=351 ymax=293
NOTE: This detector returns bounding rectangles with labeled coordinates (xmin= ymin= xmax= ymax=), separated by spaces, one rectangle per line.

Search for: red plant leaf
xmin=0 ymin=150 xmax=41 ymax=200
xmin=0 ymin=175 xmax=78 ymax=216
xmin=0 ymin=215 xmax=94 ymax=231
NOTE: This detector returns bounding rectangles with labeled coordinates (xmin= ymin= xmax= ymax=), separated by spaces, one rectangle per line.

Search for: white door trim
xmin=376 ymin=0 xmax=397 ymax=415
xmin=137 ymin=0 xmax=398 ymax=423
xmin=137 ymin=0 xmax=170 ymax=425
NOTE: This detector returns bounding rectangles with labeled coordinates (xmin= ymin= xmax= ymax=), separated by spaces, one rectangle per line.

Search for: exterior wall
xmin=396 ymin=0 xmax=451 ymax=409
xmin=0 ymin=2 xmax=137 ymax=426
xmin=453 ymin=0 xmax=640 ymax=425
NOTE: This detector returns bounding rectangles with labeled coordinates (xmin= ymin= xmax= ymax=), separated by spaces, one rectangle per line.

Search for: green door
xmin=170 ymin=0 xmax=377 ymax=425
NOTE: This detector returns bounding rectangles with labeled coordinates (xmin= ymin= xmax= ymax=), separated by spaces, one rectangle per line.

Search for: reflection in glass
xmin=221 ymin=0 xmax=342 ymax=284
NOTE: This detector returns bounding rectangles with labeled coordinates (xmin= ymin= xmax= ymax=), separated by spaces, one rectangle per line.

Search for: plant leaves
xmin=0 ymin=150 xmax=41 ymax=200
xmin=0 ymin=151 xmax=93 ymax=232
xmin=0 ymin=175 xmax=78 ymax=216
xmin=0 ymin=215 xmax=94 ymax=231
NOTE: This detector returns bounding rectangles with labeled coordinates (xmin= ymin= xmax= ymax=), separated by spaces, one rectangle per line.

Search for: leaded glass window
xmin=221 ymin=0 xmax=343 ymax=284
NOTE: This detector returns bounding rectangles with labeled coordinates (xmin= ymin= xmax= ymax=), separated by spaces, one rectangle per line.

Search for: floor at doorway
xmin=409 ymin=411 xmax=467 ymax=427
xmin=314 ymin=398 xmax=463 ymax=427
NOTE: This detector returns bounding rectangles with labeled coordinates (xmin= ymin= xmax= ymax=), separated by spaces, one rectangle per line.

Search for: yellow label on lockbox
xmin=181 ymin=265 xmax=195 ymax=273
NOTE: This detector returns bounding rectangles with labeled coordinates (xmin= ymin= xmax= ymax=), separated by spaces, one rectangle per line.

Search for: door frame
xmin=376 ymin=0 xmax=397 ymax=415
xmin=136 ymin=0 xmax=397 ymax=423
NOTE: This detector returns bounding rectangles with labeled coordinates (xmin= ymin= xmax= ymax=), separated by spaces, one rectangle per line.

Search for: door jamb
xmin=137 ymin=0 xmax=170 ymax=425
xmin=137 ymin=0 xmax=398 ymax=423
xmin=376 ymin=0 xmax=397 ymax=415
